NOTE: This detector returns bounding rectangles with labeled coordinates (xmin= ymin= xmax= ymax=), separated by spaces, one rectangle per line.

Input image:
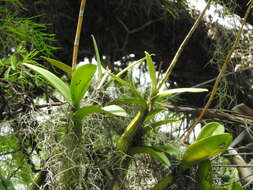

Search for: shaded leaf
xmin=144 ymin=119 xmax=178 ymax=134
xmin=197 ymin=160 xmax=213 ymax=190
xmin=152 ymin=144 xmax=180 ymax=158
xmin=196 ymin=122 xmax=224 ymax=141
xmin=129 ymin=146 xmax=170 ymax=166
xmin=109 ymin=97 xmax=147 ymax=107
xmin=151 ymin=176 xmax=173 ymax=190
xmin=0 ymin=134 xmax=19 ymax=152
xmin=181 ymin=133 xmax=232 ymax=169
xmin=0 ymin=173 xmax=16 ymax=190
xmin=23 ymin=63 xmax=72 ymax=104
xmin=231 ymin=182 xmax=243 ymax=190
xmin=41 ymin=56 xmax=72 ymax=76
xmin=144 ymin=108 xmax=166 ymax=123
xmin=70 ymin=64 xmax=96 ymax=107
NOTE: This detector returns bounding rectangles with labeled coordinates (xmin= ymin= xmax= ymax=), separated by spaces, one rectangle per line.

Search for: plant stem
xmin=182 ymin=0 xmax=253 ymax=142
xmin=72 ymin=0 xmax=87 ymax=72
xmin=156 ymin=0 xmax=212 ymax=92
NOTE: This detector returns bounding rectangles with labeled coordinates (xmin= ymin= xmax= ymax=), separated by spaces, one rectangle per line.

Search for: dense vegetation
xmin=0 ymin=0 xmax=253 ymax=189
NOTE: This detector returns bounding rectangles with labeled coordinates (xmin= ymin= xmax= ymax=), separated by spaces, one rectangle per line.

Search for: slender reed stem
xmin=156 ymin=0 xmax=212 ymax=92
xmin=72 ymin=0 xmax=87 ymax=72
xmin=182 ymin=0 xmax=253 ymax=142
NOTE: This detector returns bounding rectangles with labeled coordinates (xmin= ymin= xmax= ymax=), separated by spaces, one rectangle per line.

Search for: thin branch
xmin=182 ymin=1 xmax=253 ymax=141
xmin=72 ymin=0 xmax=87 ymax=72
xmin=156 ymin=0 xmax=212 ymax=91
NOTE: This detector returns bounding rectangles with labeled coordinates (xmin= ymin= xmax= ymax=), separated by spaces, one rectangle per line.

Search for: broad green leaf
xmin=91 ymin=35 xmax=103 ymax=80
xmin=197 ymin=160 xmax=213 ymax=190
xmin=73 ymin=105 xmax=128 ymax=123
xmin=151 ymin=176 xmax=173 ymax=190
xmin=70 ymin=64 xmax=96 ymax=106
xmin=196 ymin=122 xmax=225 ymax=141
xmin=107 ymin=71 xmax=145 ymax=101
xmin=23 ymin=63 xmax=72 ymax=104
xmin=129 ymin=146 xmax=170 ymax=166
xmin=144 ymin=108 xmax=166 ymax=123
xmin=181 ymin=133 xmax=232 ymax=169
xmin=156 ymin=88 xmax=208 ymax=99
xmin=41 ymin=56 xmax=72 ymax=76
xmin=144 ymin=119 xmax=178 ymax=134
xmin=152 ymin=144 xmax=180 ymax=158
xmin=231 ymin=182 xmax=243 ymax=190
xmin=109 ymin=97 xmax=147 ymax=107
xmin=0 ymin=134 xmax=19 ymax=152
xmin=145 ymin=51 xmax=157 ymax=95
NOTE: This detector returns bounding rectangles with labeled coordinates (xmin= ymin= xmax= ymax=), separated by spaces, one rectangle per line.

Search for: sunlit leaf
xmin=129 ymin=146 xmax=170 ymax=166
xmin=73 ymin=105 xmax=128 ymax=123
xmin=145 ymin=51 xmax=157 ymax=95
xmin=91 ymin=35 xmax=103 ymax=80
xmin=196 ymin=122 xmax=224 ymax=141
xmin=23 ymin=63 xmax=72 ymax=104
xmin=41 ymin=56 xmax=72 ymax=76
xmin=156 ymin=88 xmax=208 ymax=99
xmin=151 ymin=176 xmax=173 ymax=190
xmin=70 ymin=64 xmax=96 ymax=107
xmin=181 ymin=133 xmax=232 ymax=169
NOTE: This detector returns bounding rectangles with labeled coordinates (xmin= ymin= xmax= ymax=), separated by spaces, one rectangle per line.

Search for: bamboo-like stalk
xmin=182 ymin=0 xmax=253 ymax=142
xmin=156 ymin=0 xmax=212 ymax=92
xmin=72 ymin=0 xmax=87 ymax=73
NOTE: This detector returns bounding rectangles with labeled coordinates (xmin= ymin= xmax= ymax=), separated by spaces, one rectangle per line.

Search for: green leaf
xmin=23 ymin=63 xmax=72 ymax=104
xmin=151 ymin=176 xmax=173 ymax=190
xmin=109 ymin=97 xmax=147 ymax=107
xmin=144 ymin=108 xmax=166 ymax=123
xmin=145 ymin=51 xmax=157 ymax=95
xmin=156 ymin=88 xmax=208 ymax=99
xmin=152 ymin=144 xmax=180 ymax=158
xmin=104 ymin=57 xmax=146 ymax=89
xmin=0 ymin=173 xmax=16 ymax=190
xmin=41 ymin=56 xmax=72 ymax=76
xmin=196 ymin=122 xmax=225 ymax=141
xmin=70 ymin=64 xmax=96 ymax=107
xmin=197 ymin=160 xmax=213 ymax=190
xmin=181 ymin=133 xmax=232 ymax=169
xmin=129 ymin=146 xmax=170 ymax=166
xmin=73 ymin=105 xmax=128 ymax=123
xmin=231 ymin=182 xmax=243 ymax=190
xmin=144 ymin=119 xmax=178 ymax=134
xmin=107 ymin=71 xmax=145 ymax=102
xmin=91 ymin=35 xmax=103 ymax=80
xmin=0 ymin=134 xmax=19 ymax=152
xmin=102 ymin=105 xmax=128 ymax=117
